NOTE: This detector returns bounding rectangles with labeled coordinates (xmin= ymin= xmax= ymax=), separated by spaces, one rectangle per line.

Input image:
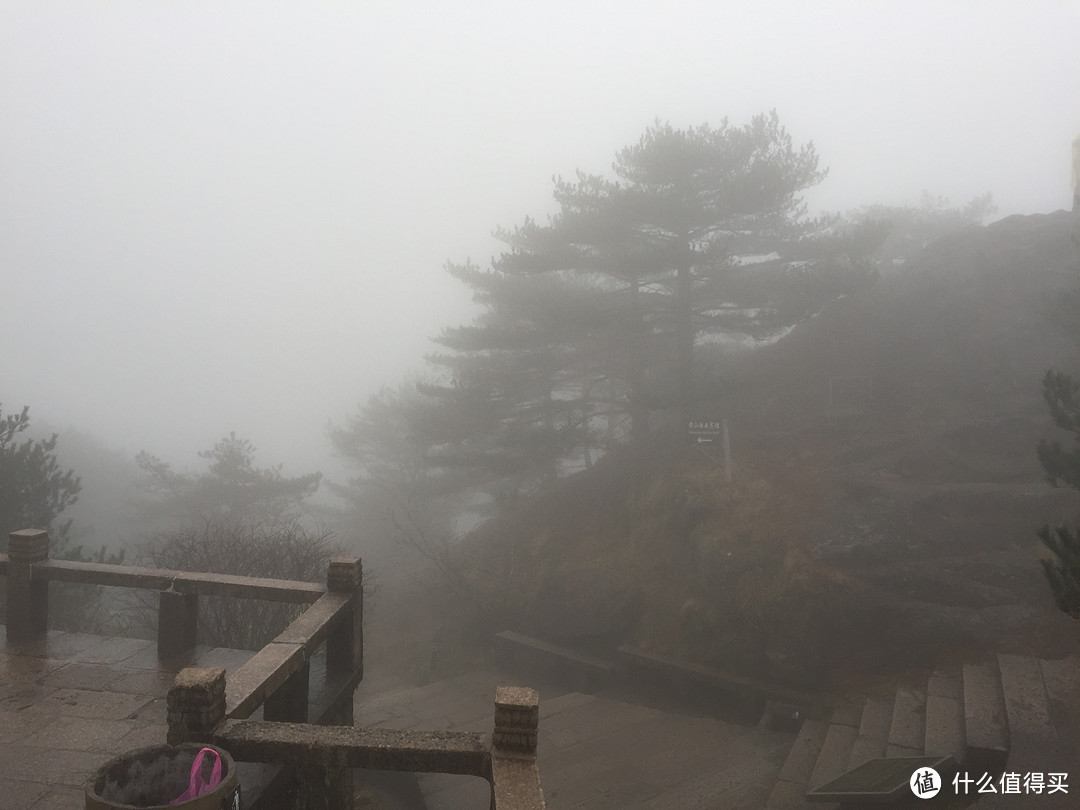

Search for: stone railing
xmin=170 ymin=670 xmax=545 ymax=810
xmin=2 ymin=529 xmax=545 ymax=809
xmin=2 ymin=528 xmax=327 ymax=658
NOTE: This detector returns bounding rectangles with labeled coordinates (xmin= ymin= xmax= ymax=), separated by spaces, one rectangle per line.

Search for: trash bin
xmin=85 ymin=743 xmax=240 ymax=810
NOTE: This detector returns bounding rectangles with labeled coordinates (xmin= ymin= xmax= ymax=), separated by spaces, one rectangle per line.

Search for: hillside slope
xmin=719 ymin=211 xmax=1080 ymax=669
xmin=386 ymin=210 xmax=1080 ymax=692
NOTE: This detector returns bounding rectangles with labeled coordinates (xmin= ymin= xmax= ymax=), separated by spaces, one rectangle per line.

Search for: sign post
xmin=688 ymin=419 xmax=732 ymax=482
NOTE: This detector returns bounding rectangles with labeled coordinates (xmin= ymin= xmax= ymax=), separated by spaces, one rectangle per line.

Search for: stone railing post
xmin=167 ymin=667 xmax=226 ymax=745
xmin=491 ymin=686 xmax=545 ymax=810
xmin=326 ymin=556 xmax=363 ymax=691
xmin=322 ymin=556 xmax=362 ymax=810
xmin=493 ymin=686 xmax=539 ymax=756
xmin=158 ymin=584 xmax=198 ymax=662
xmin=6 ymin=529 xmax=50 ymax=644
xmin=296 ymin=752 xmax=353 ymax=810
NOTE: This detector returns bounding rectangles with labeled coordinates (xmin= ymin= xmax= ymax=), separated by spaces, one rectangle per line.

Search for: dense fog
xmin=5 ymin=7 xmax=1080 ymax=807
xmin=3 ymin=2 xmax=1077 ymax=483
xmin=2 ymin=0 xmax=1080 ymax=616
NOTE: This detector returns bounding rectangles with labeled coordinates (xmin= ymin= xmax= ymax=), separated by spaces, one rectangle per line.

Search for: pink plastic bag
xmin=170 ymin=746 xmax=222 ymax=804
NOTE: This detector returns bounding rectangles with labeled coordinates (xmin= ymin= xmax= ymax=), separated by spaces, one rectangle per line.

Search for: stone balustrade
xmin=3 ymin=529 xmax=545 ymax=809
xmin=168 ymin=668 xmax=544 ymax=810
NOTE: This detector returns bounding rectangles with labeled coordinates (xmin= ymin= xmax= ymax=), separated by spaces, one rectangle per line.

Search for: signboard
xmin=688 ymin=420 xmax=721 ymax=445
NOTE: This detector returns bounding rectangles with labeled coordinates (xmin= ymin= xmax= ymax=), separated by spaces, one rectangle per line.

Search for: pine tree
xmin=335 ymin=115 xmax=877 ymax=552
xmin=426 ymin=263 xmax=614 ymax=484
xmin=135 ymin=432 xmax=321 ymax=525
xmin=131 ymin=436 xmax=334 ymax=648
xmin=494 ymin=112 xmax=860 ymax=439
xmin=0 ymin=404 xmax=81 ymax=545
xmin=1037 ymin=369 xmax=1080 ymax=617
xmin=0 ymin=403 xmax=123 ymax=632
xmin=1035 ymin=219 xmax=1080 ymax=618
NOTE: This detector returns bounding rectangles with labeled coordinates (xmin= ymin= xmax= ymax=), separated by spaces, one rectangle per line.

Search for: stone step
xmin=962 ymin=661 xmax=1010 ymax=773
xmin=1037 ymin=654 xmax=1080 ymax=740
xmin=924 ymin=671 xmax=966 ymax=764
xmin=847 ymin=696 xmax=893 ymax=771
xmin=766 ymin=717 xmax=829 ymax=809
xmin=808 ymin=702 xmax=861 ymax=790
xmin=763 ymin=654 xmax=1076 ymax=809
xmin=974 ymin=655 xmax=1079 ymax=810
xmin=886 ymin=687 xmax=926 ymax=757
xmin=997 ymin=653 xmax=1056 ymax=741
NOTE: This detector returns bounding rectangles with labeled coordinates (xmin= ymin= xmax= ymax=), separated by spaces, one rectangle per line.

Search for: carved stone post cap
xmin=327 ymin=556 xmax=363 ymax=593
xmin=168 ymin=667 xmax=226 ymax=707
xmin=494 ymin=685 xmax=540 ymax=755
xmin=495 ymin=686 xmax=540 ymax=713
xmin=8 ymin=529 xmax=49 ymax=562
xmin=167 ymin=667 xmax=226 ymax=744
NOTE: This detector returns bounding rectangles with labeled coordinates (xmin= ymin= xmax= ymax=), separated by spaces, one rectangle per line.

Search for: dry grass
xmin=414 ymin=442 xmax=876 ymax=689
xmin=619 ymin=453 xmax=873 ymax=686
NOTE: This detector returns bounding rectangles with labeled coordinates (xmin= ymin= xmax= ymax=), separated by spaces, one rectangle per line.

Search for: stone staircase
xmin=766 ymin=653 xmax=1080 ymax=809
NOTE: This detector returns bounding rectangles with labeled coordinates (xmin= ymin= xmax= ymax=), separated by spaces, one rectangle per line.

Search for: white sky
xmin=3 ymin=1 xmax=1079 ymax=480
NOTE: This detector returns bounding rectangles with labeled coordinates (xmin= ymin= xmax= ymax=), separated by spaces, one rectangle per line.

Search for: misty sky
xmin=3 ymin=1 xmax=1079 ymax=482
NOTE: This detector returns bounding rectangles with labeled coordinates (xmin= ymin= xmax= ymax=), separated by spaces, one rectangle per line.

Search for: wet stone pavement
xmin=0 ymin=624 xmax=797 ymax=810
xmin=0 ymin=625 xmax=252 ymax=810
xmin=352 ymin=669 xmax=796 ymax=810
